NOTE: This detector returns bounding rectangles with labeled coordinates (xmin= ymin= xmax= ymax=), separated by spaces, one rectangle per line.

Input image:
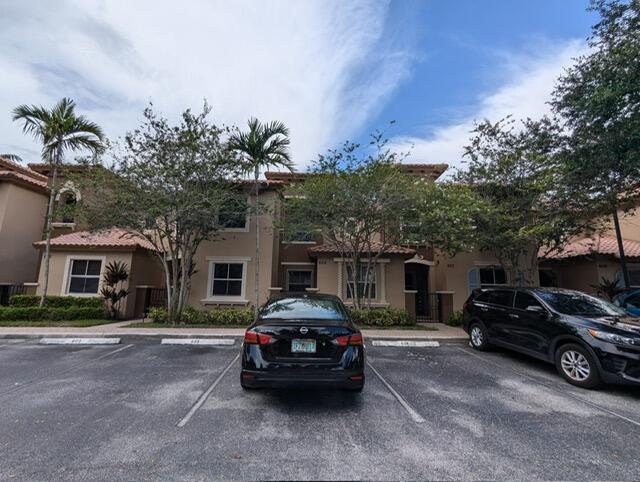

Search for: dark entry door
xmin=405 ymin=263 xmax=429 ymax=316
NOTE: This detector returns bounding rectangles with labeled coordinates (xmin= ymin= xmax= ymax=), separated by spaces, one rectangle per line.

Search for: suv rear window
xmin=478 ymin=290 xmax=514 ymax=307
xmin=259 ymin=297 xmax=348 ymax=321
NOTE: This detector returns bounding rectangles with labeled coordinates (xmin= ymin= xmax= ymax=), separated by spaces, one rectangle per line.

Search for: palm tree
xmin=12 ymin=98 xmax=104 ymax=307
xmin=0 ymin=154 xmax=24 ymax=163
xmin=229 ymin=119 xmax=292 ymax=317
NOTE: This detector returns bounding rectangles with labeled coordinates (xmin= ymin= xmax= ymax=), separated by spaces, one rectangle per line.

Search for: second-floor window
xmin=59 ymin=192 xmax=77 ymax=223
xmin=218 ymin=199 xmax=248 ymax=230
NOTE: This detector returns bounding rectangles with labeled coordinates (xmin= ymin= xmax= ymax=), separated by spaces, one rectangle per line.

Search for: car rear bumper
xmin=241 ymin=368 xmax=364 ymax=389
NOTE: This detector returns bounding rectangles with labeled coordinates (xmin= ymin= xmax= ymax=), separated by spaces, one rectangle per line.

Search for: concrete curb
xmin=0 ymin=332 xmax=468 ymax=342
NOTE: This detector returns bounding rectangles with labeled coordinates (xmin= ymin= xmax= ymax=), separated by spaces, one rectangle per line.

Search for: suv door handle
xmin=480 ymin=307 xmax=489 ymax=312
xmin=509 ymin=313 xmax=519 ymax=319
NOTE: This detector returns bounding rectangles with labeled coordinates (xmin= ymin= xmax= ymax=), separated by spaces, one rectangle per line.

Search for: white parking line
xmin=457 ymin=347 xmax=640 ymax=428
xmin=367 ymin=361 xmax=426 ymax=423
xmin=161 ymin=338 xmax=235 ymax=346
xmin=177 ymin=353 xmax=240 ymax=428
xmin=40 ymin=337 xmax=121 ymax=345
xmin=371 ymin=340 xmax=440 ymax=347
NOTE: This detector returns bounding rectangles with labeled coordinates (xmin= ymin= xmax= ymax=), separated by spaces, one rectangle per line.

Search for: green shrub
xmin=9 ymin=295 xmax=104 ymax=309
xmin=446 ymin=310 xmax=464 ymax=327
xmin=0 ymin=306 xmax=106 ymax=321
xmin=349 ymin=308 xmax=414 ymax=327
xmin=148 ymin=307 xmax=168 ymax=323
xmin=147 ymin=306 xmax=254 ymax=325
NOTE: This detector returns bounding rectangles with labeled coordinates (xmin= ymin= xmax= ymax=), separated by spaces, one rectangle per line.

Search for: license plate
xmin=291 ymin=339 xmax=316 ymax=353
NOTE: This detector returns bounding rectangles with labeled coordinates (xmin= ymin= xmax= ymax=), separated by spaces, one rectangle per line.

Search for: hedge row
xmin=149 ymin=306 xmax=254 ymax=325
xmin=9 ymin=295 xmax=104 ymax=309
xmin=349 ymin=308 xmax=414 ymax=327
xmin=0 ymin=306 xmax=107 ymax=321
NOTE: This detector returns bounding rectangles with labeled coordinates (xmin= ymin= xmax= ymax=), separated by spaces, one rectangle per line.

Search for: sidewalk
xmin=0 ymin=320 xmax=467 ymax=341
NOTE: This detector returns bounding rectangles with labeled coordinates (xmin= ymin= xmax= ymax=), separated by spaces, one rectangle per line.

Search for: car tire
xmin=469 ymin=322 xmax=491 ymax=351
xmin=347 ymin=383 xmax=364 ymax=393
xmin=555 ymin=343 xmax=603 ymax=389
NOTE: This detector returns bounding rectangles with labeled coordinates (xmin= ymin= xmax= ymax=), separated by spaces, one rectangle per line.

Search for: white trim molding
xmin=280 ymin=261 xmax=315 ymax=266
xmin=204 ymin=257 xmax=250 ymax=303
xmin=333 ymin=257 xmax=391 ymax=263
xmin=61 ymin=255 xmax=106 ymax=297
xmin=404 ymin=257 xmax=435 ymax=266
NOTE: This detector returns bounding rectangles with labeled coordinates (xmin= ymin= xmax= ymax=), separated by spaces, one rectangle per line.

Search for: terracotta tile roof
xmin=0 ymin=156 xmax=50 ymax=182
xmin=0 ymin=169 xmax=50 ymax=192
xmin=34 ymin=227 xmax=156 ymax=251
xmin=540 ymin=235 xmax=640 ymax=260
xmin=308 ymin=242 xmax=416 ymax=256
xmin=265 ymin=163 xmax=449 ymax=183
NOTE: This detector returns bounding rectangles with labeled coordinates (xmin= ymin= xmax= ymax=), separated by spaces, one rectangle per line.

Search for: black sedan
xmin=463 ymin=287 xmax=640 ymax=389
xmin=240 ymin=293 xmax=365 ymax=391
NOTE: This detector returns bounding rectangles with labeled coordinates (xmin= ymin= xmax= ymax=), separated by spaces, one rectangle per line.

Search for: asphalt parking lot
xmin=1 ymin=338 xmax=640 ymax=481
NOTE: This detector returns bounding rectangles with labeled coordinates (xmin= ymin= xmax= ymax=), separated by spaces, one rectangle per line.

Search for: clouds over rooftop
xmin=389 ymin=39 xmax=588 ymax=173
xmin=0 ymin=0 xmax=413 ymax=168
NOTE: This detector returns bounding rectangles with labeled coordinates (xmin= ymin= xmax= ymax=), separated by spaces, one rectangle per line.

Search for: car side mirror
xmin=526 ymin=305 xmax=547 ymax=317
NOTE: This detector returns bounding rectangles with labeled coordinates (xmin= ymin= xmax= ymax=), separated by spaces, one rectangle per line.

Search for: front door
xmin=405 ymin=263 xmax=429 ymax=317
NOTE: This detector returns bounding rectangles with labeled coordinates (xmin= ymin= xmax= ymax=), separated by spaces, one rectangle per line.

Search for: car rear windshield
xmin=536 ymin=291 xmax=626 ymax=316
xmin=259 ymin=297 xmax=348 ymax=321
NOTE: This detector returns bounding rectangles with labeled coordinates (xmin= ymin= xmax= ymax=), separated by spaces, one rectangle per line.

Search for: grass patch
xmin=125 ymin=322 xmax=250 ymax=328
xmin=0 ymin=319 xmax=117 ymax=327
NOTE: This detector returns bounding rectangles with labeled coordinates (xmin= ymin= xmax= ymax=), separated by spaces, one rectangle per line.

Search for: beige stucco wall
xmin=433 ymin=250 xmax=506 ymax=312
xmin=603 ymin=208 xmax=640 ymax=240
xmin=0 ymin=183 xmax=48 ymax=284
xmin=35 ymin=249 xmax=135 ymax=316
xmin=187 ymin=191 xmax=277 ymax=310
xmin=314 ymin=255 xmax=408 ymax=310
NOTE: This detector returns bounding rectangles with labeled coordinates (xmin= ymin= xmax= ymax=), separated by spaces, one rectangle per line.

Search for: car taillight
xmin=244 ymin=330 xmax=274 ymax=345
xmin=336 ymin=333 xmax=363 ymax=346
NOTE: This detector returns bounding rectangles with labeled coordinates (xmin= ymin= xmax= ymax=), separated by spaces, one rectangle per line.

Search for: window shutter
xmin=467 ymin=267 xmax=480 ymax=295
xmin=614 ymin=269 xmax=623 ymax=288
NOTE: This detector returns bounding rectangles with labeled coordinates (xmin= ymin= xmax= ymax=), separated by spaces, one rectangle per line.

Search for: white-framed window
xmin=468 ymin=265 xmax=508 ymax=295
xmin=346 ymin=265 xmax=376 ymax=299
xmin=64 ymin=258 xmax=104 ymax=295
xmin=287 ymin=270 xmax=313 ymax=292
xmin=206 ymin=257 xmax=249 ymax=302
xmin=479 ymin=265 xmax=507 ymax=286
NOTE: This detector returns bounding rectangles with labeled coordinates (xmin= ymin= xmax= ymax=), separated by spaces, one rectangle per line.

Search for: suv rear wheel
xmin=555 ymin=343 xmax=602 ymax=389
xmin=469 ymin=322 xmax=491 ymax=351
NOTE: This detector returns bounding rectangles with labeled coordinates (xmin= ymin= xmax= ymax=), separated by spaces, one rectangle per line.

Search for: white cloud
xmin=389 ymin=39 xmax=588 ymax=174
xmin=0 ymin=0 xmax=412 ymax=169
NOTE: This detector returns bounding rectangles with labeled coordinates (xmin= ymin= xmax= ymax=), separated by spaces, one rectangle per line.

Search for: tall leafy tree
xmin=12 ymin=98 xmax=104 ymax=306
xmin=457 ymin=117 xmax=588 ymax=285
xmin=76 ymin=103 xmax=243 ymax=324
xmin=552 ymin=0 xmax=640 ymax=287
xmin=229 ymin=119 xmax=292 ymax=316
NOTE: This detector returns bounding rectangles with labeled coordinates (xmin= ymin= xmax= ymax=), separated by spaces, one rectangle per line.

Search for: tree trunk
xmin=39 ymin=147 xmax=61 ymax=307
xmin=254 ymin=165 xmax=260 ymax=319
xmin=613 ymin=208 xmax=630 ymax=288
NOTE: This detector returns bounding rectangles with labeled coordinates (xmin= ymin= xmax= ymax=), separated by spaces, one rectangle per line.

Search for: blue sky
xmin=0 ymin=0 xmax=596 ymax=173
